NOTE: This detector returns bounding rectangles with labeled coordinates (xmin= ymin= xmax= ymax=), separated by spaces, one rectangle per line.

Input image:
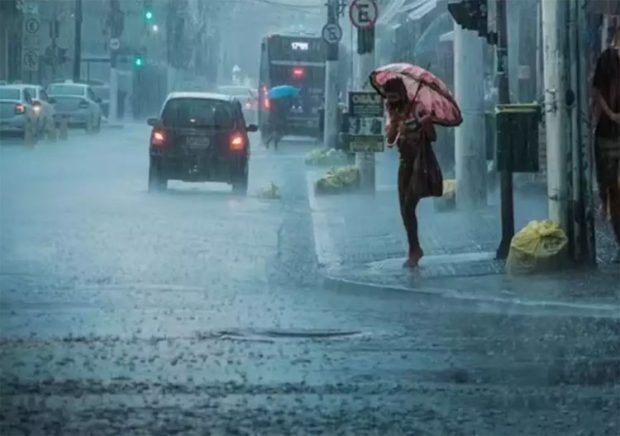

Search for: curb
xmin=322 ymin=272 xmax=620 ymax=319
xmin=305 ymin=168 xmax=620 ymax=318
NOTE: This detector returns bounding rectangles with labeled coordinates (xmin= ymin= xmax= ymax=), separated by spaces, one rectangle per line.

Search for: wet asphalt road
xmin=0 ymin=125 xmax=619 ymax=435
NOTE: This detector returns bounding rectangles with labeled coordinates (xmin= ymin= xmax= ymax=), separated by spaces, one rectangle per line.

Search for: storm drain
xmin=209 ymin=328 xmax=363 ymax=341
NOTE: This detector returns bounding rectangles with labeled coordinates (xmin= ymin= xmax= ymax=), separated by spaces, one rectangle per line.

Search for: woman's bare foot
xmin=402 ymin=248 xmax=424 ymax=269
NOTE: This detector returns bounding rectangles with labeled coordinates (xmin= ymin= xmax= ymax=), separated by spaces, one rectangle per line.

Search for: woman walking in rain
xmin=592 ymin=22 xmax=620 ymax=263
xmin=384 ymin=78 xmax=437 ymax=268
xmin=370 ymin=63 xmax=462 ymax=269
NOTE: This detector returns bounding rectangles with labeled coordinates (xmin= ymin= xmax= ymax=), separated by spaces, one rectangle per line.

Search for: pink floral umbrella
xmin=370 ymin=63 xmax=463 ymax=127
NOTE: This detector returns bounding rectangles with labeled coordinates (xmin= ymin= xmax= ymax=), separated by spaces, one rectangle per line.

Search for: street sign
xmin=24 ymin=17 xmax=40 ymax=34
xmin=109 ymin=38 xmax=121 ymax=51
xmin=322 ymin=23 xmax=343 ymax=44
xmin=348 ymin=135 xmax=384 ymax=152
xmin=349 ymin=0 xmax=378 ymax=29
xmin=22 ymin=49 xmax=39 ymax=71
xmin=344 ymin=91 xmax=384 ymax=152
xmin=348 ymin=91 xmax=383 ymax=117
xmin=22 ymin=14 xmax=41 ymax=50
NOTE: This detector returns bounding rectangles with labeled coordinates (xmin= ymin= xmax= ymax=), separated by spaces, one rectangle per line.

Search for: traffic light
xmin=133 ymin=54 xmax=145 ymax=68
xmin=144 ymin=0 xmax=154 ymax=22
xmin=448 ymin=0 xmax=497 ymax=45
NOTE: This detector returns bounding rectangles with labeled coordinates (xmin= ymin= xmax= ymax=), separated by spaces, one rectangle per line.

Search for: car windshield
xmin=162 ymin=98 xmax=234 ymax=128
xmin=48 ymin=84 xmax=84 ymax=96
xmin=0 ymin=88 xmax=21 ymax=100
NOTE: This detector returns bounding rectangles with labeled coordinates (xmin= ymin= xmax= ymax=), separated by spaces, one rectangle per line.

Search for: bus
xmin=258 ymin=34 xmax=327 ymax=140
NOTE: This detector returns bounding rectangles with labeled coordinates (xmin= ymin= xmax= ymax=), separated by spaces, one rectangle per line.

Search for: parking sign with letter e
xmin=349 ymin=0 xmax=378 ymax=29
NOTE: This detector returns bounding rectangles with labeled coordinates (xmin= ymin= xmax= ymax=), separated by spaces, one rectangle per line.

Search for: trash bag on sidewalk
xmin=506 ymin=220 xmax=568 ymax=275
xmin=315 ymin=166 xmax=360 ymax=195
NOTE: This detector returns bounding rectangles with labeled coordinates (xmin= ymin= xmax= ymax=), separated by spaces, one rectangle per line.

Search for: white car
xmin=47 ymin=81 xmax=102 ymax=132
xmin=217 ymin=85 xmax=258 ymax=124
xmin=12 ymin=84 xmax=56 ymax=136
xmin=0 ymin=85 xmax=37 ymax=139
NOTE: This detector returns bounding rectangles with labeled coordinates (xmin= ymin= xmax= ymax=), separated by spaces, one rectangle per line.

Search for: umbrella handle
xmin=405 ymin=82 xmax=425 ymax=118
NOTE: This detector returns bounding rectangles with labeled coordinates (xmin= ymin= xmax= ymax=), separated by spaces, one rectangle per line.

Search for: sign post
xmin=109 ymin=38 xmax=120 ymax=123
xmin=21 ymin=6 xmax=41 ymax=80
xmin=322 ymin=0 xmax=341 ymax=150
xmin=350 ymin=0 xmax=379 ymax=193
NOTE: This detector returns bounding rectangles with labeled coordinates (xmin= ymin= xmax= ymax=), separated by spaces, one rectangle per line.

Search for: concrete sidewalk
xmin=307 ymin=153 xmax=620 ymax=314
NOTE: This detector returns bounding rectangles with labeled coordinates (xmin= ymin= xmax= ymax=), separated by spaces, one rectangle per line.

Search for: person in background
xmin=384 ymin=78 xmax=436 ymax=268
xmin=265 ymin=97 xmax=290 ymax=150
xmin=592 ymin=20 xmax=620 ymax=263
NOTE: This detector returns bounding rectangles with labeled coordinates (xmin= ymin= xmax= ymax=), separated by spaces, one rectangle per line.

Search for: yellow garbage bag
xmin=506 ymin=220 xmax=568 ymax=275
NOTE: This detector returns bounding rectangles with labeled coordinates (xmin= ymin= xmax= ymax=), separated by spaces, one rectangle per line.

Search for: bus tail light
xmin=292 ymin=67 xmax=304 ymax=79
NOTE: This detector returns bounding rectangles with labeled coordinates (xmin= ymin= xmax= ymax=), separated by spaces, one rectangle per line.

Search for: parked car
xmin=47 ymin=81 xmax=102 ymax=132
xmin=11 ymin=84 xmax=56 ymax=136
xmin=0 ymin=85 xmax=37 ymax=139
xmin=217 ymin=85 xmax=258 ymax=124
xmin=147 ymin=92 xmax=258 ymax=195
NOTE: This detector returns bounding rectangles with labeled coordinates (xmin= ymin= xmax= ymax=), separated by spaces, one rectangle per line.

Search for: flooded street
xmin=1 ymin=126 xmax=618 ymax=434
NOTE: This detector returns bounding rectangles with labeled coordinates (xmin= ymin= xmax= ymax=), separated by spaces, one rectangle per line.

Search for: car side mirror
xmin=95 ymin=97 xmax=102 ymax=104
xmin=48 ymin=97 xmax=56 ymax=104
xmin=246 ymin=124 xmax=258 ymax=132
xmin=147 ymin=117 xmax=162 ymax=127
xmin=33 ymin=101 xmax=42 ymax=107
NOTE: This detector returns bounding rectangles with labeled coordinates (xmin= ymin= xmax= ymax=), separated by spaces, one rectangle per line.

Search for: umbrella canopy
xmin=370 ymin=63 xmax=462 ymax=127
xmin=267 ymin=85 xmax=300 ymax=100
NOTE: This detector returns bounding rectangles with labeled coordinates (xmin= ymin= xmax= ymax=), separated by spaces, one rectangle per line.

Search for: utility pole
xmin=541 ymin=0 xmax=569 ymax=232
xmin=454 ymin=23 xmax=487 ymax=210
xmin=354 ymin=0 xmax=378 ymax=193
xmin=567 ymin=0 xmax=596 ymax=264
xmin=495 ymin=0 xmax=514 ymax=259
xmin=73 ymin=0 xmax=82 ymax=82
xmin=323 ymin=0 xmax=340 ymax=150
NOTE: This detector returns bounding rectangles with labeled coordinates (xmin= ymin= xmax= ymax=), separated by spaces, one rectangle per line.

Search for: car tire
xmin=232 ymin=161 xmax=248 ymax=196
xmin=148 ymin=158 xmax=167 ymax=192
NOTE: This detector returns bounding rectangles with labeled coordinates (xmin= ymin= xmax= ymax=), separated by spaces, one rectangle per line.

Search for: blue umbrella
xmin=267 ymin=85 xmax=300 ymax=100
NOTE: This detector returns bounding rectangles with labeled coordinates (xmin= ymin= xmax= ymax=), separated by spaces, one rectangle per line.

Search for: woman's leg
xmin=596 ymin=138 xmax=611 ymax=220
xmin=398 ymin=159 xmax=423 ymax=267
xmin=608 ymin=158 xmax=620 ymax=247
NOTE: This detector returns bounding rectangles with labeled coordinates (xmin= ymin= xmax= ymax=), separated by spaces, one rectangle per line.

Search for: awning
xmin=377 ymin=0 xmax=408 ymax=26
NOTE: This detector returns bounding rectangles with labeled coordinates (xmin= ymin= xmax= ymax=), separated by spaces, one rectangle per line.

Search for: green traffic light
xmin=134 ymin=57 xmax=144 ymax=67
xmin=145 ymin=11 xmax=153 ymax=21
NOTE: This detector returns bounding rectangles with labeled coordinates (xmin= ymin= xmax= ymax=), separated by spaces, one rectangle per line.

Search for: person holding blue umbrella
xmin=265 ymin=86 xmax=300 ymax=149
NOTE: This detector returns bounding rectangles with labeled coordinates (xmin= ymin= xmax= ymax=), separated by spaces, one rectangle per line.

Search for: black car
xmin=147 ymin=92 xmax=257 ymax=195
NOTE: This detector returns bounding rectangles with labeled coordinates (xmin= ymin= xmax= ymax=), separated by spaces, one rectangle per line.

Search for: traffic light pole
xmin=495 ymin=0 xmax=514 ymax=259
xmin=73 ymin=0 xmax=82 ymax=82
xmin=323 ymin=0 xmax=339 ymax=150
